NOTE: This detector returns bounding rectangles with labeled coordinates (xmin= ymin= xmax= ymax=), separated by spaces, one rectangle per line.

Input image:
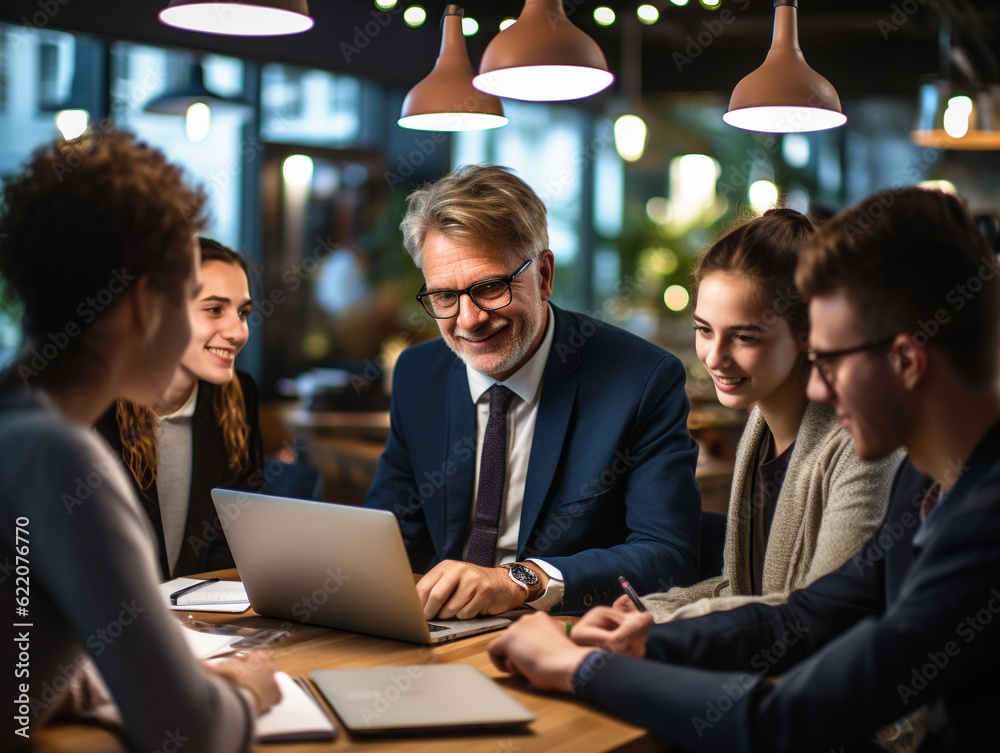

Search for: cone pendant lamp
xmin=159 ymin=0 xmax=314 ymax=36
xmin=724 ymin=0 xmax=845 ymax=133
xmin=399 ymin=6 xmax=507 ymax=131
xmin=473 ymin=0 xmax=614 ymax=102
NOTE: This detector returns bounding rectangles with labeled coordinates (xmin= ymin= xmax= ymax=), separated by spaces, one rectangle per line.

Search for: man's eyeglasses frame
xmin=415 ymin=258 xmax=533 ymax=320
xmin=806 ymin=335 xmax=897 ymax=391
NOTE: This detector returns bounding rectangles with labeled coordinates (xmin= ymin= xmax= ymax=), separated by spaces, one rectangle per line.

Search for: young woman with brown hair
xmin=98 ymin=237 xmax=265 ymax=579
xmin=637 ymin=208 xmax=904 ymax=621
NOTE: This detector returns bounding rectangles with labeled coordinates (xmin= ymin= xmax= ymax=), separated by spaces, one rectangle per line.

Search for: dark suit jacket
xmin=575 ymin=420 xmax=1000 ymax=752
xmin=96 ymin=370 xmax=265 ymax=579
xmin=364 ymin=305 xmax=701 ymax=613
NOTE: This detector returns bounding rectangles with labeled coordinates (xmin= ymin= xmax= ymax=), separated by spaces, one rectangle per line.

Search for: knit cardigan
xmin=644 ymin=401 xmax=904 ymax=622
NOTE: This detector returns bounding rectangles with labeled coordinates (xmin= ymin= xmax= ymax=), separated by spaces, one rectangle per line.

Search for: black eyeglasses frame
xmin=415 ymin=258 xmax=533 ymax=320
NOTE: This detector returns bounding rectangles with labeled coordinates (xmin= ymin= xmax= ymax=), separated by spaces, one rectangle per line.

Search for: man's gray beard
xmin=442 ymin=314 xmax=542 ymax=378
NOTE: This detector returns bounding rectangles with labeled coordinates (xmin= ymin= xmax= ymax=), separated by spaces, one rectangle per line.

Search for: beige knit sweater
xmin=644 ymin=401 xmax=904 ymax=622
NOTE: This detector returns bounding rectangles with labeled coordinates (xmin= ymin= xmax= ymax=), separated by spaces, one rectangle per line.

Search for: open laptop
xmin=211 ymin=489 xmax=510 ymax=644
xmin=310 ymin=664 xmax=534 ymax=734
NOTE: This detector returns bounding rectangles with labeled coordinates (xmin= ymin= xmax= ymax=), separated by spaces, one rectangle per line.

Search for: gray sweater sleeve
xmin=0 ymin=405 xmax=255 ymax=752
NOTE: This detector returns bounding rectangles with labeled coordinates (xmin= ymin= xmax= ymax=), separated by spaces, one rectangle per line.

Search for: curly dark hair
xmin=0 ymin=128 xmax=207 ymax=342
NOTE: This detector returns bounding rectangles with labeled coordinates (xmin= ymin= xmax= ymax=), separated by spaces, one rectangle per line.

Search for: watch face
xmin=509 ymin=564 xmax=539 ymax=587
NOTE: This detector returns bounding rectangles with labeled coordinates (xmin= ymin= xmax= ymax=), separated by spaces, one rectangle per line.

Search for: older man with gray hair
xmin=365 ymin=164 xmax=701 ymax=618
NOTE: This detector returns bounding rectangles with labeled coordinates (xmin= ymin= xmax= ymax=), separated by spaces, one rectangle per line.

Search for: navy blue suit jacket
xmin=575 ymin=420 xmax=1000 ymax=751
xmin=364 ymin=305 xmax=701 ymax=613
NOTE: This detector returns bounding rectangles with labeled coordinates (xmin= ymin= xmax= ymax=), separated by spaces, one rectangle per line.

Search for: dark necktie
xmin=466 ymin=384 xmax=516 ymax=567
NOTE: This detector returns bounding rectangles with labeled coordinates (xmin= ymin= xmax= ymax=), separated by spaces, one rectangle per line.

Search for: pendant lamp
xmin=399 ymin=6 xmax=507 ymax=131
xmin=159 ymin=0 xmax=314 ymax=36
xmin=143 ymin=62 xmax=252 ymax=142
xmin=473 ymin=0 xmax=614 ymax=102
xmin=723 ymin=0 xmax=845 ymax=133
xmin=143 ymin=62 xmax=252 ymax=116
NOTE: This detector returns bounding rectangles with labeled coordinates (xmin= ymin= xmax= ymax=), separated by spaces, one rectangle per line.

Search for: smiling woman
xmin=96 ymin=237 xmax=265 ymax=579
xmin=638 ymin=209 xmax=904 ymax=639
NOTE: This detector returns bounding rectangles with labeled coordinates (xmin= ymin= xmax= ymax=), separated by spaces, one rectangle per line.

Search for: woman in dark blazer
xmin=97 ymin=238 xmax=264 ymax=578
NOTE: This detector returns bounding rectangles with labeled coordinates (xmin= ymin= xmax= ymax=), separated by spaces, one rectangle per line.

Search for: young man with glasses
xmin=364 ymin=164 xmax=701 ymax=618
xmin=488 ymin=186 xmax=1000 ymax=752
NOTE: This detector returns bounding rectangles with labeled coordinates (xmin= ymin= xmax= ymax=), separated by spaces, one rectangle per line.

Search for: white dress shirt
xmin=462 ymin=305 xmax=565 ymax=610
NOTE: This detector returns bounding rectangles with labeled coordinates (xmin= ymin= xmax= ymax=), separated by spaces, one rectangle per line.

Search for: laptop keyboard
xmin=427 ymin=623 xmax=449 ymax=632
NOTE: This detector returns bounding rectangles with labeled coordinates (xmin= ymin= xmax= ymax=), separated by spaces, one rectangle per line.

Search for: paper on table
xmin=179 ymin=624 xmax=241 ymax=659
xmin=256 ymin=672 xmax=337 ymax=743
xmin=160 ymin=577 xmax=251 ymax=613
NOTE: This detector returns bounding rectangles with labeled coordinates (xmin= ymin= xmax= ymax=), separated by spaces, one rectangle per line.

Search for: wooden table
xmin=29 ymin=572 xmax=666 ymax=753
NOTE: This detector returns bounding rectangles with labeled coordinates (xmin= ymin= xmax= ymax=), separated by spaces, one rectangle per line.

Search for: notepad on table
xmin=256 ymin=672 xmax=337 ymax=743
xmin=160 ymin=577 xmax=251 ymax=613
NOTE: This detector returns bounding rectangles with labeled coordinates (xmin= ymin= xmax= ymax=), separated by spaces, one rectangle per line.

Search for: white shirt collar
xmin=467 ymin=304 xmax=554 ymax=406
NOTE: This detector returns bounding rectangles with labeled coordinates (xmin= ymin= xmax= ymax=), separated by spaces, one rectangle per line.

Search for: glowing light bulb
xmin=614 ymin=114 xmax=647 ymax=162
xmin=594 ymin=7 xmax=615 ymax=26
xmin=55 ymin=109 xmax=89 ymax=140
xmin=185 ymin=102 xmax=211 ymax=143
xmin=403 ymin=5 xmax=426 ymax=27
xmin=282 ymin=154 xmax=314 ymax=186
xmin=748 ymin=180 xmax=779 ymax=213
xmin=637 ymin=5 xmax=659 ymax=24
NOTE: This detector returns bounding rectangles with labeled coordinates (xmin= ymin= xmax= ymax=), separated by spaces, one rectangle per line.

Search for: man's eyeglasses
xmin=416 ymin=258 xmax=533 ymax=319
xmin=806 ymin=335 xmax=897 ymax=391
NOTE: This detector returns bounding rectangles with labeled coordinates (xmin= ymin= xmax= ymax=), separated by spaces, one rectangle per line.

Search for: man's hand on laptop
xmin=417 ymin=561 xmax=549 ymax=619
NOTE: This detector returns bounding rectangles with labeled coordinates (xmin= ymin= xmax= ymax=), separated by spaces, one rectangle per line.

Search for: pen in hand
xmin=617 ymin=576 xmax=647 ymax=612
xmin=170 ymin=578 xmax=220 ymax=605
